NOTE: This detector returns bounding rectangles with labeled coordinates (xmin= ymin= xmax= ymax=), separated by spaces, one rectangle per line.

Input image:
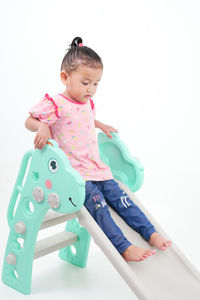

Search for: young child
xmin=25 ymin=37 xmax=172 ymax=262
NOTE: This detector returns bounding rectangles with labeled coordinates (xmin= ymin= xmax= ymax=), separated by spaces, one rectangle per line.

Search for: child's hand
xmin=100 ymin=123 xmax=118 ymax=139
xmin=34 ymin=123 xmax=52 ymax=149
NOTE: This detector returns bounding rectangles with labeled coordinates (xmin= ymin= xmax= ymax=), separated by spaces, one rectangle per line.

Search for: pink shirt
xmin=29 ymin=93 xmax=113 ymax=181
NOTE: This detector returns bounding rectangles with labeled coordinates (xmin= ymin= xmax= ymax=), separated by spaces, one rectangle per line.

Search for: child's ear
xmin=60 ymin=71 xmax=68 ymax=85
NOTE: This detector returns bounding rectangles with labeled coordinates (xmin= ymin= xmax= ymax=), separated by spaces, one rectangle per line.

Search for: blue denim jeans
xmin=84 ymin=179 xmax=156 ymax=254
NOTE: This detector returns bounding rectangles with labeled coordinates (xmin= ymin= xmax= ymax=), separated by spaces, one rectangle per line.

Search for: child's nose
xmin=87 ymin=87 xmax=92 ymax=93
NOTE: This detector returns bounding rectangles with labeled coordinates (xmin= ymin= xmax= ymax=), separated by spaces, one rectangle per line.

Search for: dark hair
xmin=60 ymin=37 xmax=103 ymax=73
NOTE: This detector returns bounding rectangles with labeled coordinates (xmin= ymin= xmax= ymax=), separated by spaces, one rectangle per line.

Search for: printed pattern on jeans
xmin=120 ymin=192 xmax=132 ymax=208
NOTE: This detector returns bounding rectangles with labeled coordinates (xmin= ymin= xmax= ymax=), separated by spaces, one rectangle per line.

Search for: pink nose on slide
xmin=45 ymin=179 xmax=52 ymax=189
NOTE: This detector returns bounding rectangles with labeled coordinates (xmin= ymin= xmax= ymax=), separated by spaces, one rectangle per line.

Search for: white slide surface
xmin=77 ymin=180 xmax=200 ymax=300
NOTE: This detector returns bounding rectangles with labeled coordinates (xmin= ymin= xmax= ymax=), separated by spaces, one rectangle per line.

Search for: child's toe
xmin=163 ymin=241 xmax=172 ymax=248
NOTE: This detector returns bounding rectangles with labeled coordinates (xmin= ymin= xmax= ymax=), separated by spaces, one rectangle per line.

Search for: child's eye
xmin=81 ymin=82 xmax=99 ymax=86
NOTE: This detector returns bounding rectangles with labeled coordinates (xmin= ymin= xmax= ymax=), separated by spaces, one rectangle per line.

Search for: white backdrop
xmin=1 ymin=1 xmax=200 ymax=299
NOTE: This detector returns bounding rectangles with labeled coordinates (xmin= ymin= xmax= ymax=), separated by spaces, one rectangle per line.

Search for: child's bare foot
xmin=122 ymin=245 xmax=156 ymax=262
xmin=149 ymin=232 xmax=172 ymax=250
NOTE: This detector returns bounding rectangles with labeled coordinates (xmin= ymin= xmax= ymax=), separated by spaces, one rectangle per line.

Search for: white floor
xmin=1 ymin=164 xmax=200 ymax=300
xmin=0 ymin=242 xmax=135 ymax=300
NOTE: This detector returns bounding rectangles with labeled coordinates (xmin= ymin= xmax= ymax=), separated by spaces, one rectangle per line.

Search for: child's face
xmin=61 ymin=65 xmax=103 ymax=103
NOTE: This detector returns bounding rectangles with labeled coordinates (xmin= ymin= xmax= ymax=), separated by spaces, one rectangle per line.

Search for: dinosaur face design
xmin=30 ymin=140 xmax=85 ymax=214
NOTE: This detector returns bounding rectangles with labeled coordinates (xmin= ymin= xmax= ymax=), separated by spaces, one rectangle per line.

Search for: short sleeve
xmin=29 ymin=93 xmax=61 ymax=126
xmin=90 ymin=98 xmax=96 ymax=117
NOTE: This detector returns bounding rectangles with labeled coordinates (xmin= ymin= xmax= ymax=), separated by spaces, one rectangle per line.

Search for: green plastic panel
xmin=59 ymin=218 xmax=91 ymax=268
xmin=2 ymin=139 xmax=86 ymax=294
xmin=98 ymin=132 xmax=144 ymax=192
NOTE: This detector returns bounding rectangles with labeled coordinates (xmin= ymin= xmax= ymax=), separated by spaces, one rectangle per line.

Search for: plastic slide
xmin=2 ymin=133 xmax=200 ymax=299
xmin=77 ymin=183 xmax=200 ymax=300
xmin=96 ymin=133 xmax=200 ymax=299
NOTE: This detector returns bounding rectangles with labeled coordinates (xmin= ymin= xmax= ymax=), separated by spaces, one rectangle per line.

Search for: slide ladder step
xmin=34 ymin=231 xmax=78 ymax=259
xmin=40 ymin=210 xmax=76 ymax=230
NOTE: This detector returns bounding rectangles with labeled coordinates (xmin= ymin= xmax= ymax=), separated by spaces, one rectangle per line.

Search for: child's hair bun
xmin=70 ymin=37 xmax=83 ymax=48
xmin=61 ymin=36 xmax=103 ymax=72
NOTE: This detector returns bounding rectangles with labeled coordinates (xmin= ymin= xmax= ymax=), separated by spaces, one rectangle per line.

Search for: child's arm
xmin=25 ymin=116 xmax=52 ymax=149
xmin=95 ymin=119 xmax=118 ymax=139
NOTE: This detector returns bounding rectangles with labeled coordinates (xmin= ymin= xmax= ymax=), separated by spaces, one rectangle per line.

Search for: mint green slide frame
xmin=2 ymin=133 xmax=144 ymax=294
xmin=2 ymin=139 xmax=88 ymax=294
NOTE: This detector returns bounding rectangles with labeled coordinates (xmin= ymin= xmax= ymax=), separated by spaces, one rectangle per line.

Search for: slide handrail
xmin=7 ymin=150 xmax=34 ymax=227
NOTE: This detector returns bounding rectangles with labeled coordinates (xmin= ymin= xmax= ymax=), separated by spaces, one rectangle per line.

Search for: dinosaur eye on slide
xmin=48 ymin=159 xmax=59 ymax=173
